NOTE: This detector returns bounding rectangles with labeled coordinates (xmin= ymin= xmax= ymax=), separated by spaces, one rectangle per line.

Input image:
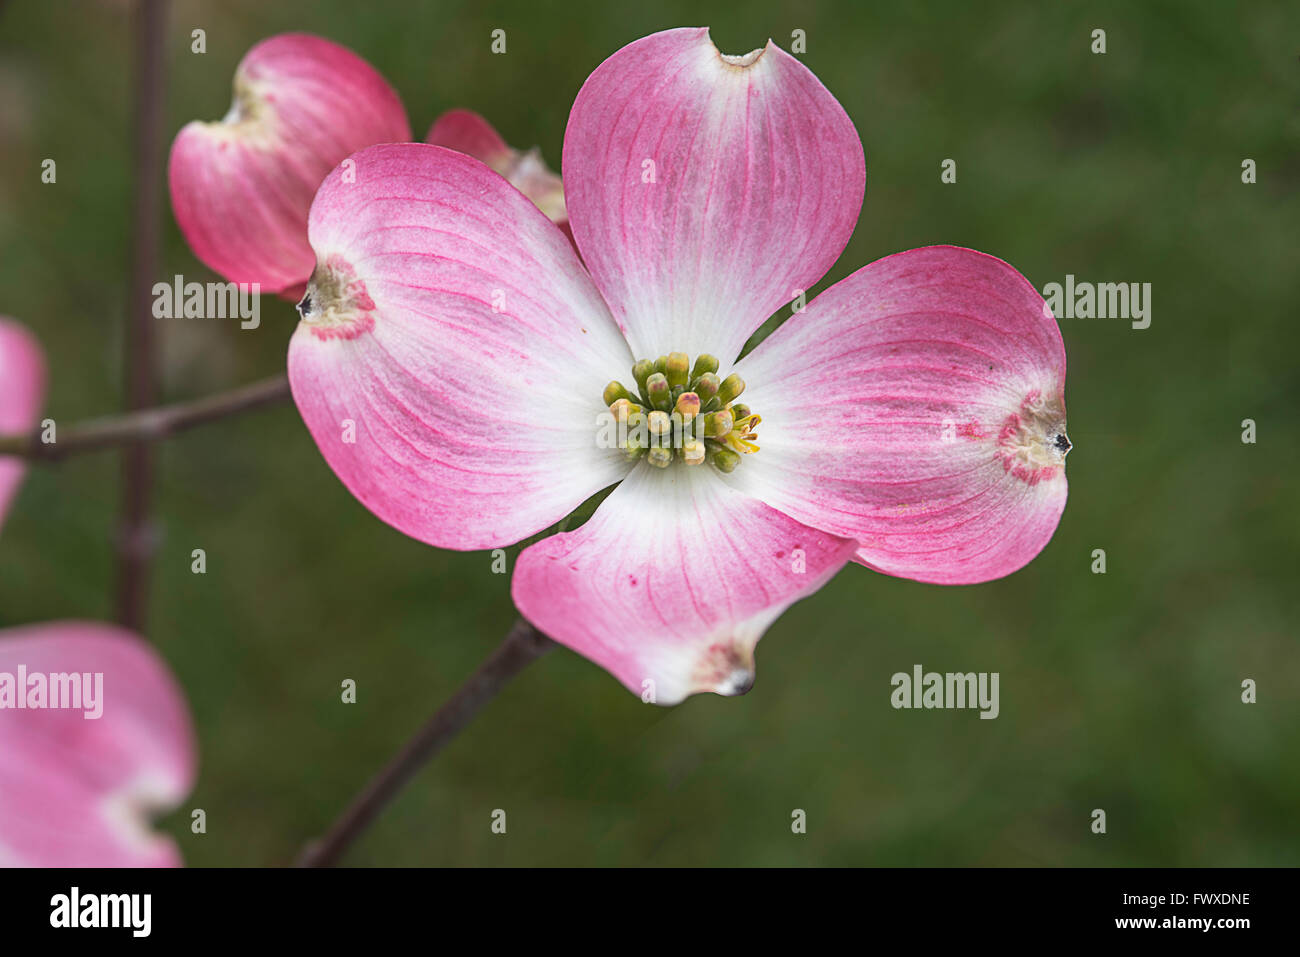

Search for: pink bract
xmin=0 ymin=622 xmax=196 ymax=867
xmin=168 ymin=33 xmax=411 ymax=295
xmin=286 ymin=28 xmax=1069 ymax=703
xmin=730 ymin=245 xmax=1068 ymax=584
xmin=0 ymin=317 xmax=45 ymax=530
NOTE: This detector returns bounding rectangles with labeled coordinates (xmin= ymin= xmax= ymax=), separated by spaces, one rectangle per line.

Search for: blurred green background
xmin=1 ymin=0 xmax=1296 ymax=866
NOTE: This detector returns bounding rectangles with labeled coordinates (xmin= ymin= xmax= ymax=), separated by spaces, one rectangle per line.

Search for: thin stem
xmin=0 ymin=374 xmax=291 ymax=461
xmin=116 ymin=0 xmax=168 ymax=631
xmin=296 ymin=619 xmax=555 ymax=868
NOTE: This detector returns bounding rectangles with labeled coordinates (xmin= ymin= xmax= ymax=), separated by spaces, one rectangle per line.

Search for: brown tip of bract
xmin=693 ymin=639 xmax=758 ymax=697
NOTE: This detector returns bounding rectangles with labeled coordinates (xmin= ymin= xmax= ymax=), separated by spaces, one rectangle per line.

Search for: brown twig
xmin=296 ymin=620 xmax=556 ymax=867
xmin=0 ymin=374 xmax=292 ymax=461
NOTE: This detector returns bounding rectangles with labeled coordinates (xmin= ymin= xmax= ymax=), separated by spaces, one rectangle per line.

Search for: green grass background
xmin=0 ymin=0 xmax=1296 ymax=865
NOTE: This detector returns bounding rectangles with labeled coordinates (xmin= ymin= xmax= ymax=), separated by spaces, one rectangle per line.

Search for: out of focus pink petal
xmin=425 ymin=109 xmax=510 ymax=164
xmin=168 ymin=33 xmax=410 ymax=293
xmin=426 ymin=109 xmax=567 ymax=226
xmin=512 ymin=464 xmax=857 ymax=704
xmin=563 ymin=27 xmax=864 ymax=362
xmin=0 ymin=622 xmax=196 ymax=867
xmin=730 ymin=246 xmax=1068 ymax=584
xmin=288 ymin=143 xmax=633 ymax=550
xmin=0 ymin=318 xmax=45 ymax=530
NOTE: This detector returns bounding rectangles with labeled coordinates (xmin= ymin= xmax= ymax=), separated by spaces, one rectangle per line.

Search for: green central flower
xmin=602 ymin=352 xmax=761 ymax=472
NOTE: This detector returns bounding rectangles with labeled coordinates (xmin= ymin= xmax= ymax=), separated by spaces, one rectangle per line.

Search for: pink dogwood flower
xmin=0 ymin=317 xmax=44 ymax=527
xmin=0 ymin=622 xmax=196 ymax=867
xmin=286 ymin=28 xmax=1069 ymax=704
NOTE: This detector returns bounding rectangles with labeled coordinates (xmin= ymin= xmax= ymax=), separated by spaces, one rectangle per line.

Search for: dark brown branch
xmin=296 ymin=620 xmax=555 ymax=867
xmin=116 ymin=0 xmax=169 ymax=631
xmin=0 ymin=375 xmax=291 ymax=461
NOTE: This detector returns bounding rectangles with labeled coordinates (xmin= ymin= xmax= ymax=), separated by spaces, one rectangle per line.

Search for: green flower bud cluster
xmin=602 ymin=352 xmax=761 ymax=472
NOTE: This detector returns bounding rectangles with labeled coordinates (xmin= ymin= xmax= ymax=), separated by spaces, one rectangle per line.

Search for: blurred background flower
xmin=0 ymin=621 xmax=195 ymax=867
xmin=0 ymin=318 xmax=43 ymax=526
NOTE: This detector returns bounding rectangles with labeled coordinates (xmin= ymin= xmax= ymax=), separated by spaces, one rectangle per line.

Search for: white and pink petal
xmin=0 ymin=622 xmax=196 ymax=867
xmin=288 ymin=143 xmax=633 ymax=550
xmin=730 ymin=246 xmax=1069 ymax=585
xmin=563 ymin=27 xmax=865 ymax=363
xmin=169 ymin=33 xmax=411 ymax=294
xmin=512 ymin=463 xmax=858 ymax=704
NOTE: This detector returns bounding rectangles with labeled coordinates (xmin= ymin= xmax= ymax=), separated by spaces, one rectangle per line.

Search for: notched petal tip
xmin=996 ymin=388 xmax=1070 ymax=485
xmin=638 ymin=637 xmax=759 ymax=706
xmin=702 ymin=27 xmax=770 ymax=69
xmin=101 ymin=771 xmax=190 ymax=859
xmin=717 ymin=666 xmax=757 ymax=697
xmin=693 ymin=639 xmax=758 ymax=698
xmin=294 ymin=254 xmax=376 ymax=342
xmin=201 ymin=69 xmax=273 ymax=143
xmin=718 ymin=46 xmax=766 ymax=68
